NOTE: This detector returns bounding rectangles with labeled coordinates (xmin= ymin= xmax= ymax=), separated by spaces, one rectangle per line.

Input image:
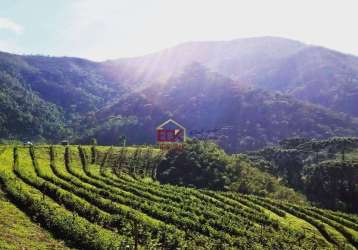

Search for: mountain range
xmin=1 ymin=36 xmax=358 ymax=152
xmin=111 ymin=37 xmax=358 ymax=117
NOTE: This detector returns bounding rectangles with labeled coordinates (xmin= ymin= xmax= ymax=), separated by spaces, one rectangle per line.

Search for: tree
xmin=157 ymin=140 xmax=230 ymax=190
xmin=305 ymin=160 xmax=358 ymax=212
xmin=118 ymin=135 xmax=126 ymax=147
xmin=156 ymin=140 xmax=306 ymax=203
xmin=279 ymin=138 xmax=309 ymax=149
xmin=91 ymin=138 xmax=97 ymax=164
xmin=330 ymin=137 xmax=358 ymax=161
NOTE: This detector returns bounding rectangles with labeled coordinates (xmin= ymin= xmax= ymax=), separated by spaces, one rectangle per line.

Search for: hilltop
xmin=110 ymin=37 xmax=358 ymax=117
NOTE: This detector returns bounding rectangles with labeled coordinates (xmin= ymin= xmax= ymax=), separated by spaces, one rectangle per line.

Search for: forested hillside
xmin=93 ymin=63 xmax=357 ymax=151
xmin=0 ymin=52 xmax=127 ymax=142
xmin=110 ymin=37 xmax=358 ymax=117
xmin=248 ymin=137 xmax=358 ymax=213
xmin=1 ymin=37 xmax=358 ymax=152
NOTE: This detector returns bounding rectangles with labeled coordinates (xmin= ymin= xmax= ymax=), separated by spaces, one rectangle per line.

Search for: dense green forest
xmin=0 ymin=52 xmax=127 ymax=143
xmin=247 ymin=137 xmax=358 ymax=213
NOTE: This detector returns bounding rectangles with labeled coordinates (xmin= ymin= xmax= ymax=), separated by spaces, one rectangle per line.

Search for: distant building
xmin=61 ymin=140 xmax=69 ymax=146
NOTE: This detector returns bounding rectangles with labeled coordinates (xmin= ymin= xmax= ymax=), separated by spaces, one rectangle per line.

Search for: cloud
xmin=53 ymin=0 xmax=358 ymax=60
xmin=0 ymin=17 xmax=23 ymax=34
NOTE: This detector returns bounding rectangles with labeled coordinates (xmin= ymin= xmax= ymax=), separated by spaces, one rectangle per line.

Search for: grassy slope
xmin=0 ymin=148 xmax=72 ymax=250
xmin=109 ymin=165 xmax=338 ymax=246
xmin=90 ymin=153 xmax=357 ymax=249
xmin=0 ymin=145 xmax=357 ymax=249
xmin=98 ymin=146 xmax=358 ymax=249
xmin=0 ymin=189 xmax=73 ymax=250
xmin=343 ymin=149 xmax=358 ymax=161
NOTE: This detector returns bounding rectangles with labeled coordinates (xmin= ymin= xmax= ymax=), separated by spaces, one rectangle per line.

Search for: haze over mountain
xmin=95 ymin=63 xmax=358 ymax=152
xmin=110 ymin=37 xmax=306 ymax=84
xmin=112 ymin=37 xmax=358 ymax=117
xmin=1 ymin=36 xmax=358 ymax=152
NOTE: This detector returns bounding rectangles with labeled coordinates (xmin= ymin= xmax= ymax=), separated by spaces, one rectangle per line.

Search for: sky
xmin=0 ymin=0 xmax=357 ymax=61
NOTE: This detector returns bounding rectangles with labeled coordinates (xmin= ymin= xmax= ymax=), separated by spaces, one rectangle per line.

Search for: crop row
xmin=255 ymin=196 xmax=358 ymax=248
xmin=79 ymin=147 xmax=283 ymax=234
xmin=1 ymin=146 xmax=341 ymax=249
xmin=307 ymin=207 xmax=358 ymax=231
xmin=82 ymin=147 xmax=327 ymax=249
xmin=68 ymin=147 xmax=252 ymax=244
xmin=0 ymin=148 xmax=131 ymax=250
xmin=95 ymin=146 xmax=161 ymax=177
xmin=44 ymin=146 xmax=232 ymax=247
xmin=63 ymin=146 xmax=320 ymax=248
xmin=29 ymin=146 xmax=191 ymax=248
xmin=81 ymin=147 xmax=290 ymax=232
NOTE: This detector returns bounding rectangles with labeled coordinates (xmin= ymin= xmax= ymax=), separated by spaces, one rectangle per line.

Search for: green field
xmin=340 ymin=149 xmax=358 ymax=161
xmin=0 ymin=145 xmax=357 ymax=249
xmin=0 ymin=188 xmax=73 ymax=250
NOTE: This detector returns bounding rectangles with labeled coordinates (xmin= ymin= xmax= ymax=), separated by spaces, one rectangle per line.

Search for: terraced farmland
xmin=0 ymin=145 xmax=357 ymax=249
